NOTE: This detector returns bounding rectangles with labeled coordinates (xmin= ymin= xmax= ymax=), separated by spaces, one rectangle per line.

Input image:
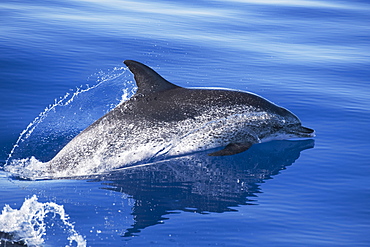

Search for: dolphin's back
xmin=117 ymin=86 xmax=286 ymax=122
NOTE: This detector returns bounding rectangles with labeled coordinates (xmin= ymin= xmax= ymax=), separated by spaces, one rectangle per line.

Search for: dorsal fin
xmin=124 ymin=60 xmax=180 ymax=95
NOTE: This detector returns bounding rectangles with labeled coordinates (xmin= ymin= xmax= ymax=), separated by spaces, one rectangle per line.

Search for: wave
xmin=0 ymin=195 xmax=86 ymax=247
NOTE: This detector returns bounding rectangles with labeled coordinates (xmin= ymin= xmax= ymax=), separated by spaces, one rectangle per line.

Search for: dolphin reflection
xmin=90 ymin=139 xmax=314 ymax=237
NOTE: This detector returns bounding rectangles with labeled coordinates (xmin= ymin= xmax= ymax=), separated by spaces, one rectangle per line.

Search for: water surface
xmin=1 ymin=0 xmax=369 ymax=246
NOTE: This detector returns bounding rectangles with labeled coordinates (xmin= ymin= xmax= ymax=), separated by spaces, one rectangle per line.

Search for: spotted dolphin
xmin=45 ymin=60 xmax=314 ymax=176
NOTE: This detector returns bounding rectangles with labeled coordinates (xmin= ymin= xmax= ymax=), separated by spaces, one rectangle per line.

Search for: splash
xmin=0 ymin=195 xmax=86 ymax=247
xmin=4 ymin=157 xmax=49 ymax=180
xmin=5 ymin=66 xmax=136 ymax=174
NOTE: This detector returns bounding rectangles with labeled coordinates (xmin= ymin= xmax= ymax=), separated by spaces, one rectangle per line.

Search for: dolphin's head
xmin=274 ymin=106 xmax=315 ymax=139
xmin=260 ymin=106 xmax=315 ymax=142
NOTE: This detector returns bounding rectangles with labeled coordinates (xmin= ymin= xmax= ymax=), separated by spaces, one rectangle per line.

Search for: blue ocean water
xmin=1 ymin=0 xmax=370 ymax=246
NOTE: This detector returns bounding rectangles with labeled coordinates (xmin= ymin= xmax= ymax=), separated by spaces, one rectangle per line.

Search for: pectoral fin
xmin=208 ymin=143 xmax=253 ymax=156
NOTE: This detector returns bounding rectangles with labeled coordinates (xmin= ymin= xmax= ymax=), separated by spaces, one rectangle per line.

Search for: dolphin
xmin=45 ymin=60 xmax=314 ymax=176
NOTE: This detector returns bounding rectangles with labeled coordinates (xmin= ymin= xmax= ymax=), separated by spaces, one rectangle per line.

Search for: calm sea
xmin=1 ymin=0 xmax=369 ymax=246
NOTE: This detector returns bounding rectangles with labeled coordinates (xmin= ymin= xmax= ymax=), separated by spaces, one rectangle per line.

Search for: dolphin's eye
xmin=286 ymin=123 xmax=300 ymax=130
xmin=287 ymin=123 xmax=299 ymax=128
xmin=273 ymin=125 xmax=283 ymax=131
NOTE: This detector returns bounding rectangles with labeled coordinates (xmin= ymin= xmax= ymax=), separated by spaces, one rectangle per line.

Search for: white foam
xmin=4 ymin=157 xmax=50 ymax=180
xmin=0 ymin=195 xmax=86 ymax=247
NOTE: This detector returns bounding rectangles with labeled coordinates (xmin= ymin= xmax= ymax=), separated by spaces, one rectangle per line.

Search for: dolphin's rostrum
xmin=46 ymin=60 xmax=314 ymax=176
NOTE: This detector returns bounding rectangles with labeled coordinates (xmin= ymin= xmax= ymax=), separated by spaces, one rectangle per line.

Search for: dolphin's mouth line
xmin=287 ymin=126 xmax=315 ymax=138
